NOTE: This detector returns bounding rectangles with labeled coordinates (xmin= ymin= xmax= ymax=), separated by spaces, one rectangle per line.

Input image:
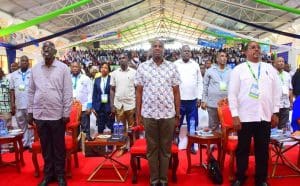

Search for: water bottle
xmin=285 ymin=123 xmax=291 ymax=137
xmin=189 ymin=117 xmax=196 ymax=135
xmin=113 ymin=122 xmax=119 ymax=136
xmin=118 ymin=122 xmax=124 ymax=138
xmin=0 ymin=119 xmax=8 ymax=136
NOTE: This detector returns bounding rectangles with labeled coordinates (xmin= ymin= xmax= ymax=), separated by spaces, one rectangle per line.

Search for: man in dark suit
xmin=92 ymin=62 xmax=114 ymax=133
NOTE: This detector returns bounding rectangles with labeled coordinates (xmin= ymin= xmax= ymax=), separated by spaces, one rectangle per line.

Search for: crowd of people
xmin=0 ymin=39 xmax=300 ymax=186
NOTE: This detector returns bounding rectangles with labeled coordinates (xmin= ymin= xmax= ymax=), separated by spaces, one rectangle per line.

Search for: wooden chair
xmin=31 ymin=101 xmax=82 ymax=177
xmin=129 ymin=125 xmax=179 ymax=184
xmin=217 ymin=98 xmax=255 ymax=181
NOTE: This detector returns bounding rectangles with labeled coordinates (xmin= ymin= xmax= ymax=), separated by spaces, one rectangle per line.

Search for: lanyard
xmin=246 ymin=62 xmax=261 ymax=82
xmin=72 ymin=76 xmax=78 ymax=89
xmin=21 ymin=72 xmax=26 ymax=82
xmin=101 ymin=77 xmax=107 ymax=92
xmin=217 ymin=67 xmax=226 ymax=81
xmin=279 ymin=72 xmax=284 ymax=84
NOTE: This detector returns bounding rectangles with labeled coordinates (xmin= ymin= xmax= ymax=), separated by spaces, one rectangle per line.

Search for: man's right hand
xmin=201 ymin=102 xmax=207 ymax=110
xmin=111 ymin=106 xmax=116 ymax=115
xmin=136 ymin=114 xmax=142 ymax=126
xmin=27 ymin=113 xmax=34 ymax=125
xmin=233 ymin=116 xmax=241 ymax=131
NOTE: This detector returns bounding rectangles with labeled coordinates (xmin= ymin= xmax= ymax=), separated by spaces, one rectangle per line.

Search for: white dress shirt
xmin=72 ymin=73 xmax=93 ymax=111
xmin=278 ymin=71 xmax=292 ymax=108
xmin=228 ymin=61 xmax=281 ymax=122
xmin=174 ymin=59 xmax=203 ymax=100
xmin=110 ymin=67 xmax=136 ymax=111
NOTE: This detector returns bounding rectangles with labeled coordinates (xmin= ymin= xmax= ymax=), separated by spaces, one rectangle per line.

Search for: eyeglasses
xmin=249 ymin=45 xmax=260 ymax=50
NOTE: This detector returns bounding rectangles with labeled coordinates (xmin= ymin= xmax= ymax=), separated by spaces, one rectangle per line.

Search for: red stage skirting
xmin=0 ymin=147 xmax=299 ymax=186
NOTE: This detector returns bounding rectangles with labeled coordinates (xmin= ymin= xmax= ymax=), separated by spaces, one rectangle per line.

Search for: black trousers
xmin=36 ymin=119 xmax=66 ymax=178
xmin=96 ymin=110 xmax=114 ymax=133
xmin=80 ymin=111 xmax=91 ymax=135
xmin=235 ymin=121 xmax=271 ymax=184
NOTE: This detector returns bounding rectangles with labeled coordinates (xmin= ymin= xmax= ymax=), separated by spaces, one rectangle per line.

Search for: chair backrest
xmin=217 ymin=98 xmax=236 ymax=148
xmin=67 ymin=100 xmax=82 ymax=128
xmin=217 ymin=98 xmax=233 ymax=128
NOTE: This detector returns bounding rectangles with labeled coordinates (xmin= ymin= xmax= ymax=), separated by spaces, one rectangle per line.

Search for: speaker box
xmin=93 ymin=41 xmax=100 ymax=48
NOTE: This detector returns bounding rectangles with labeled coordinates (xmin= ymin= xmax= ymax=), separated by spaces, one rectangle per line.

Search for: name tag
xmin=18 ymin=84 xmax=26 ymax=91
xmin=101 ymin=94 xmax=108 ymax=103
xmin=282 ymin=85 xmax=289 ymax=95
xmin=248 ymin=83 xmax=259 ymax=99
xmin=219 ymin=81 xmax=227 ymax=91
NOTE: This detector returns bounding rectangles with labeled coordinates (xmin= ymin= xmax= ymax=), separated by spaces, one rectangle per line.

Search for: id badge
xmin=248 ymin=83 xmax=259 ymax=99
xmin=282 ymin=85 xmax=289 ymax=95
xmin=18 ymin=84 xmax=25 ymax=91
xmin=101 ymin=94 xmax=108 ymax=103
xmin=219 ymin=81 xmax=227 ymax=91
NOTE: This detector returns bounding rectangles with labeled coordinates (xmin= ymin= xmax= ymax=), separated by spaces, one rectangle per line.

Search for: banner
xmin=0 ymin=0 xmax=91 ymax=37
xmin=198 ymin=39 xmax=223 ymax=49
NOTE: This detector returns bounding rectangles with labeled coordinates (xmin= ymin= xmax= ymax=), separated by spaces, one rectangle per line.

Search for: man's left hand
xmin=62 ymin=117 xmax=70 ymax=125
xmin=197 ymin=99 xmax=201 ymax=107
xmin=271 ymin=114 xmax=279 ymax=128
xmin=175 ymin=115 xmax=180 ymax=128
xmin=85 ymin=109 xmax=91 ymax=115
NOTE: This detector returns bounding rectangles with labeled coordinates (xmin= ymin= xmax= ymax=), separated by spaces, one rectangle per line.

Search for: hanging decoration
xmin=254 ymin=0 xmax=300 ymax=15
xmin=0 ymin=0 xmax=91 ymax=37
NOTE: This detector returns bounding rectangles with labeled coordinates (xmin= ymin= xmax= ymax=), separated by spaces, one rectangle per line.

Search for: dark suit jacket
xmin=92 ymin=76 xmax=111 ymax=112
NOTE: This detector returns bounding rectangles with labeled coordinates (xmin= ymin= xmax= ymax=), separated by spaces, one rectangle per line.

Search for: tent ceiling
xmin=1 ymin=0 xmax=300 ymax=48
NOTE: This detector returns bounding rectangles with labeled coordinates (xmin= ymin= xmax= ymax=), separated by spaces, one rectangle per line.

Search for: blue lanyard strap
xmin=73 ymin=76 xmax=78 ymax=89
xmin=217 ymin=67 xmax=226 ymax=81
xmin=21 ymin=72 xmax=26 ymax=82
xmin=246 ymin=62 xmax=260 ymax=82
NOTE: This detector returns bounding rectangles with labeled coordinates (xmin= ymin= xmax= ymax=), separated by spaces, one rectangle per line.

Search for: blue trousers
xmin=179 ymin=99 xmax=198 ymax=133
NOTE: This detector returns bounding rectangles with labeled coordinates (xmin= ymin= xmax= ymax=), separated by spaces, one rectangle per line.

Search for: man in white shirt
xmin=274 ymin=57 xmax=293 ymax=130
xmin=71 ymin=62 xmax=93 ymax=141
xmin=228 ymin=41 xmax=281 ymax=186
xmin=110 ymin=53 xmax=136 ymax=129
xmin=10 ymin=56 xmax=33 ymax=149
xmin=110 ymin=53 xmax=136 ymax=156
xmin=174 ymin=45 xmax=202 ymax=154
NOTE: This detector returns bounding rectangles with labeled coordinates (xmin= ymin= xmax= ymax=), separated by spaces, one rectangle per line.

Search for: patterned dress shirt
xmin=135 ymin=59 xmax=180 ymax=119
xmin=0 ymin=77 xmax=11 ymax=113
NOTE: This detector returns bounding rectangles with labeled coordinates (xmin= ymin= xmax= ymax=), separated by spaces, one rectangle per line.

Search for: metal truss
xmin=1 ymin=0 xmax=300 ymax=49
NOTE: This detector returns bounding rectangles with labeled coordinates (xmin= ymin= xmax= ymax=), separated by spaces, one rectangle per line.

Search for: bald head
xmin=10 ymin=62 xmax=19 ymax=72
xmin=20 ymin=55 xmax=29 ymax=71
xmin=274 ymin=57 xmax=285 ymax=72
xmin=42 ymin=41 xmax=57 ymax=63
xmin=181 ymin=45 xmax=192 ymax=62
xmin=151 ymin=39 xmax=165 ymax=63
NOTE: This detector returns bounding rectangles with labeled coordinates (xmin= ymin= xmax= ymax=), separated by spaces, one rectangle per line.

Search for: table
xmin=85 ymin=134 xmax=129 ymax=182
xmin=0 ymin=132 xmax=25 ymax=172
xmin=186 ymin=131 xmax=221 ymax=174
xmin=270 ymin=135 xmax=300 ymax=178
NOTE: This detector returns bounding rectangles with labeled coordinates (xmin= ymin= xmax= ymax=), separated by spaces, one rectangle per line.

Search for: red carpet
xmin=0 ymin=147 xmax=299 ymax=186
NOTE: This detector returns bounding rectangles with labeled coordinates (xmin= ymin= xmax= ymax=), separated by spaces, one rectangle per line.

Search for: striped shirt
xmin=0 ymin=77 xmax=11 ymax=113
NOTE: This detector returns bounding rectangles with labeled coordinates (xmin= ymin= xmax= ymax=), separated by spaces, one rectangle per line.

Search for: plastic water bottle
xmin=285 ymin=123 xmax=291 ymax=137
xmin=189 ymin=117 xmax=196 ymax=135
xmin=0 ymin=119 xmax=8 ymax=136
xmin=113 ymin=122 xmax=119 ymax=136
xmin=118 ymin=122 xmax=124 ymax=138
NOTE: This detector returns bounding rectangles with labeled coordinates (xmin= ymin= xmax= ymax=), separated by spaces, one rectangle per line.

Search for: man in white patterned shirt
xmin=135 ymin=39 xmax=181 ymax=186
